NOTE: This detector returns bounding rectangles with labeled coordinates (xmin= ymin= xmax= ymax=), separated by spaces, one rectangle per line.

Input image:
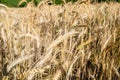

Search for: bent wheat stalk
xmin=7 ymin=54 xmax=34 ymax=73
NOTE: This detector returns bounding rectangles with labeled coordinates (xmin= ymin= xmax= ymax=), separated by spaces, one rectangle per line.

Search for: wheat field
xmin=0 ymin=1 xmax=120 ymax=80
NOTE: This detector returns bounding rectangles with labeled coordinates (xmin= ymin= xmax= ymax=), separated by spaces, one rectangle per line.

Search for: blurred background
xmin=0 ymin=0 xmax=120 ymax=7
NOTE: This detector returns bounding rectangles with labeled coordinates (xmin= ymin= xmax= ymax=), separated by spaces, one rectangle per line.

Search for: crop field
xmin=0 ymin=1 xmax=120 ymax=80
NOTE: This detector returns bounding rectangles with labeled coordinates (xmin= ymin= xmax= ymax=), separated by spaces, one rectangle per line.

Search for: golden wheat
xmin=0 ymin=2 xmax=120 ymax=80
